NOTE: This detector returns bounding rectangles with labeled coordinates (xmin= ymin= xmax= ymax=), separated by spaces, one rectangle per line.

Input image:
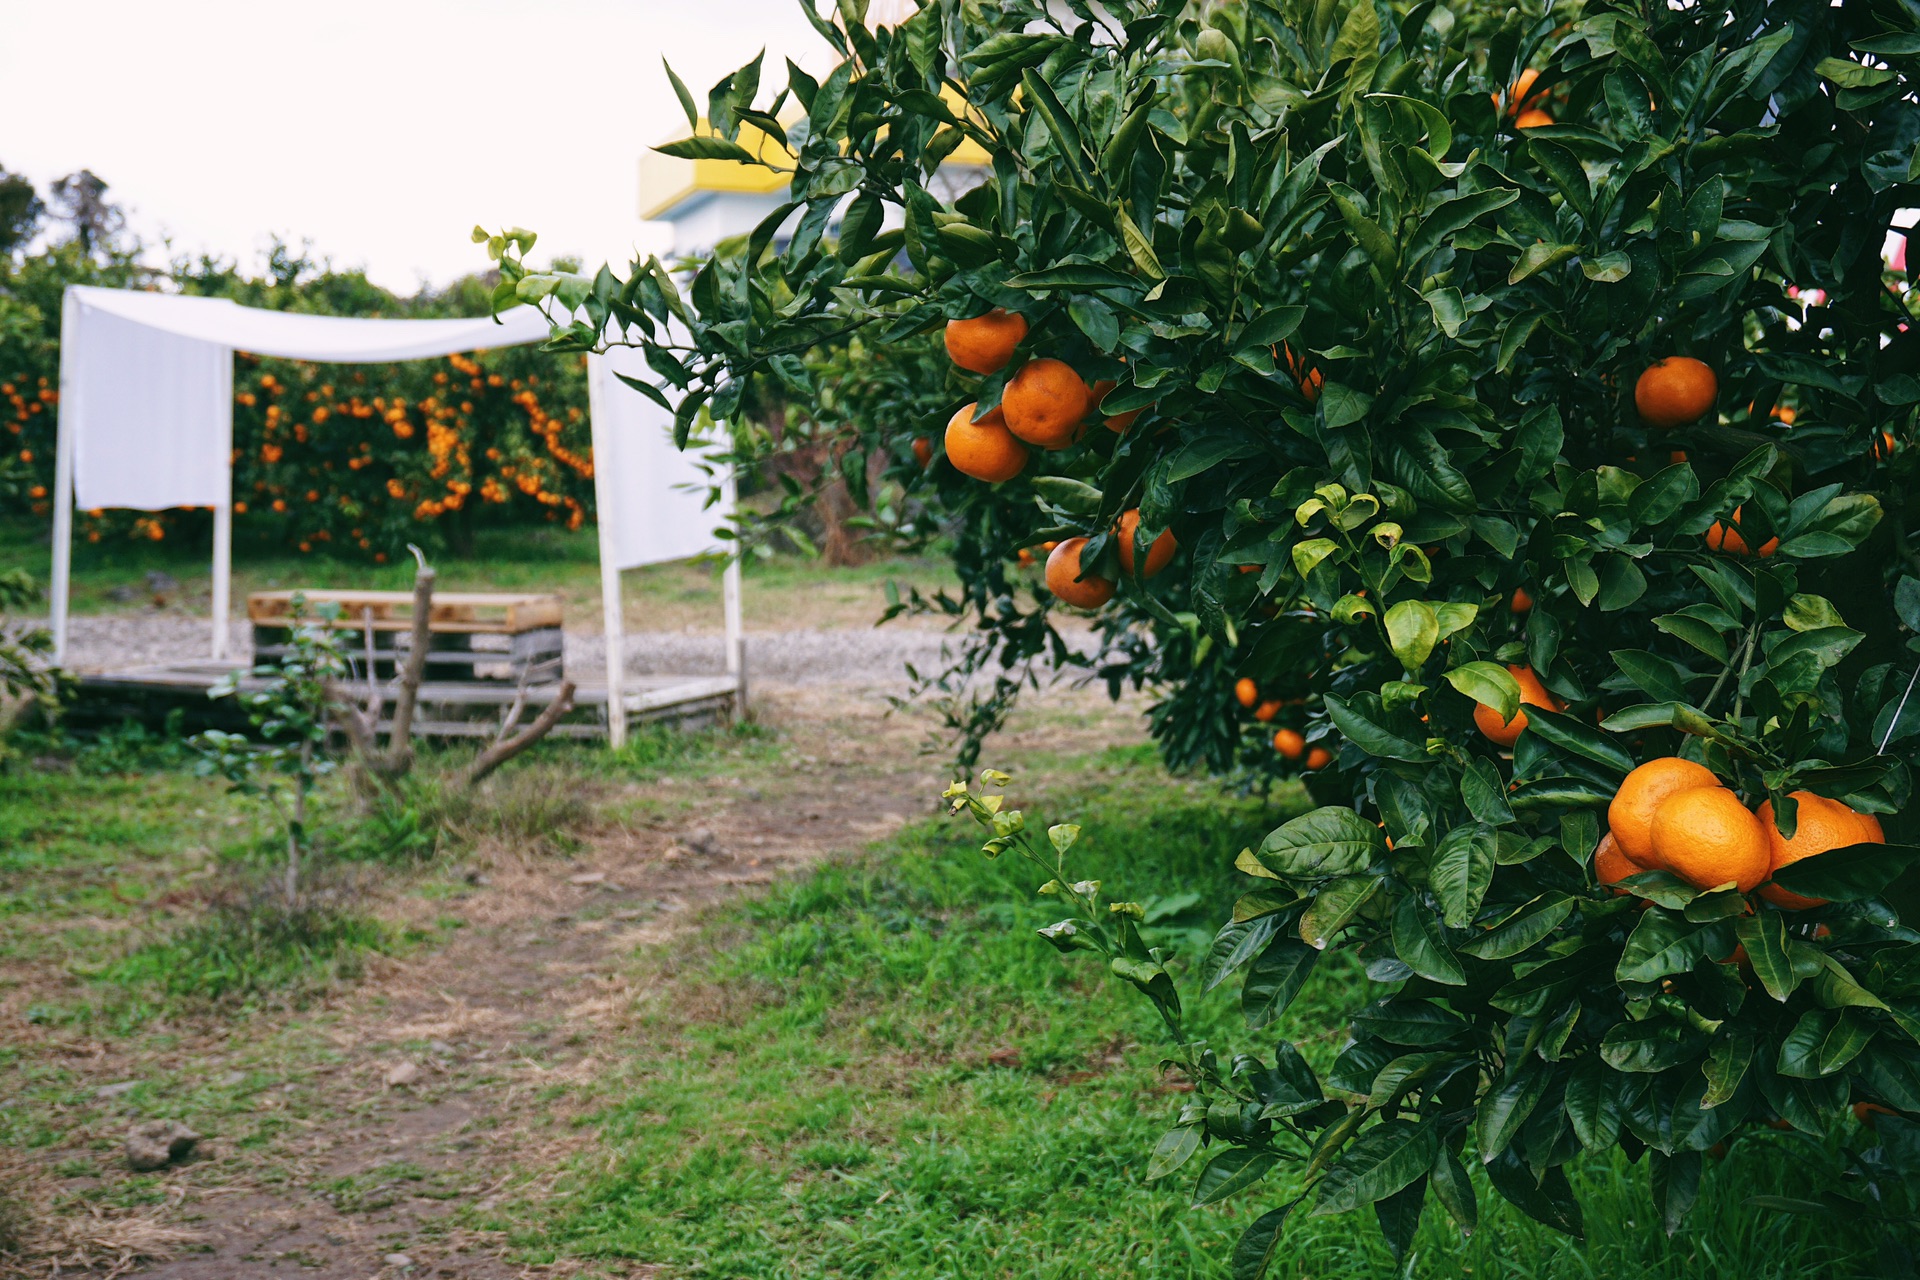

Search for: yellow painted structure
xmin=640 ymin=87 xmax=992 ymax=223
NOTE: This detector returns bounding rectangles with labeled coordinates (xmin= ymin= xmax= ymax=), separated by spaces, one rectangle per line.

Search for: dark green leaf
xmin=1194 ymin=1147 xmax=1280 ymax=1207
xmin=1256 ymin=807 xmax=1386 ymax=878
xmin=1245 ymin=936 xmax=1319 ymax=1030
xmin=1312 ymin=1120 xmax=1439 ymax=1216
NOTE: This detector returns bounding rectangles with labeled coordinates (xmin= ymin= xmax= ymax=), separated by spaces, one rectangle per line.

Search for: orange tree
xmin=2 ymin=240 xmax=596 ymax=560
xmin=491 ymin=0 xmax=1920 ymax=1265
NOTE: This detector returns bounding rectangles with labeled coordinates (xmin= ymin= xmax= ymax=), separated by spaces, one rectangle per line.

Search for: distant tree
xmin=46 ymin=169 xmax=126 ymax=259
xmin=0 ymin=166 xmax=42 ymax=259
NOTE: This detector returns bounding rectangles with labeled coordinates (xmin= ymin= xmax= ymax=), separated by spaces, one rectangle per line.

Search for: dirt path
xmin=10 ymin=680 xmax=1143 ymax=1279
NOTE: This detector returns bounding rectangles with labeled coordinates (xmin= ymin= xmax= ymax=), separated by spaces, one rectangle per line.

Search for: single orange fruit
xmin=1635 ymin=357 xmax=1718 ymax=428
xmin=911 ymin=436 xmax=933 ymax=468
xmin=1514 ymin=108 xmax=1555 ymax=129
xmin=1856 ymin=1102 xmax=1900 ymax=1128
xmin=1670 ymin=450 xmax=1689 ymax=464
xmin=1090 ymin=379 xmax=1144 ymax=433
xmin=1609 ymin=757 xmax=1721 ymax=866
xmin=1772 ymin=403 xmax=1797 ymax=425
xmin=1003 ymin=358 xmax=1093 ymax=448
xmin=943 ymin=403 xmax=1028 ymax=483
xmin=944 ymin=309 xmax=1027 ymax=375
xmin=1510 ymin=587 xmax=1533 ymax=614
xmin=1757 ymin=791 xmax=1884 ymax=909
xmin=1593 ymin=831 xmax=1650 ymax=891
xmin=1280 ymin=343 xmax=1322 ymax=404
xmin=1116 ymin=508 xmax=1176 ymax=577
xmin=1273 ymin=728 xmax=1305 ymax=758
xmin=1305 ymin=746 xmax=1333 ymax=770
xmin=1234 ymin=677 xmax=1259 ymax=708
xmin=1648 ymin=786 xmax=1770 ymax=892
xmin=1493 ymin=67 xmax=1543 ymax=115
xmin=1045 ymin=537 xmax=1113 ymax=609
xmin=1875 ymin=431 xmax=1899 ymax=460
xmin=1016 ymin=547 xmax=1034 ymax=567
xmin=1471 ymin=664 xmax=1564 ymax=748
xmin=1705 ymin=505 xmax=1779 ymax=557
xmin=1254 ymin=701 xmax=1281 ymax=723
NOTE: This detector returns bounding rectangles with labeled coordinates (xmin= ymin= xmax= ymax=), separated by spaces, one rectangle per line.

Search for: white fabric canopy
xmin=60 ymin=286 xmax=554 ymax=511
xmin=52 ymin=286 xmax=743 ymax=735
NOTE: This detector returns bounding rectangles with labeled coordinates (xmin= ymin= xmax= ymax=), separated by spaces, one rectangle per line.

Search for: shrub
xmin=493 ymin=0 xmax=1920 ymax=1269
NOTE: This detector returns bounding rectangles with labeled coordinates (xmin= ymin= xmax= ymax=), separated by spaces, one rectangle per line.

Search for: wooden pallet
xmin=249 ymin=589 xmax=564 ymax=686
xmin=247 ymin=589 xmax=563 ymax=633
xmin=73 ymin=662 xmax=739 ymax=742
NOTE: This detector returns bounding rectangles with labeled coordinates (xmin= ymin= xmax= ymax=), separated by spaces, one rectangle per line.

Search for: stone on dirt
xmin=384 ymin=1060 xmax=421 ymax=1087
xmin=124 ymin=1119 xmax=200 ymax=1171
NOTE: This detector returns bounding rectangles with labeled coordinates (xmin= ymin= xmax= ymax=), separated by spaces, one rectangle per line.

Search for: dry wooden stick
xmin=383 ymin=545 xmax=437 ymax=772
xmin=462 ymin=681 xmax=575 ymax=787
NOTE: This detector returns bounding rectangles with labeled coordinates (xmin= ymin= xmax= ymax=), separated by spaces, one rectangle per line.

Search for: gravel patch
xmin=49 ymin=614 xmax=1098 ymax=689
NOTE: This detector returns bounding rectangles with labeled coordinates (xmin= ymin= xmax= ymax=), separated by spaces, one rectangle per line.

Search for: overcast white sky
xmin=1 ymin=0 xmax=835 ymax=292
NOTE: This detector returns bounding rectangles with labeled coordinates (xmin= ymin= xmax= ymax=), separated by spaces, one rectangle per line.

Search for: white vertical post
xmin=587 ymin=355 xmax=627 ymax=748
xmin=209 ymin=347 xmax=235 ymax=661
xmin=50 ymin=290 xmax=79 ymax=667
xmin=720 ymin=466 xmax=745 ymax=718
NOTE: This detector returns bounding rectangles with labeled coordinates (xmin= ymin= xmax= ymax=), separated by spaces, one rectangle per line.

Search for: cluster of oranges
xmin=1235 ymin=677 xmax=1332 ymax=769
xmin=1597 ymin=756 xmax=1884 ymax=903
xmin=4 ymin=376 xmax=56 ymax=519
xmin=938 ymin=309 xmax=1142 ymax=485
xmin=231 ymin=352 xmax=593 ymax=553
xmin=936 ymin=310 xmax=1184 ymax=611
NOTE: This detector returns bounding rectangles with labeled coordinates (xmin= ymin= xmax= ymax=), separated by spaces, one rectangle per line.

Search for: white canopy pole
xmin=586 ymin=356 xmax=628 ymax=748
xmin=49 ymin=291 xmax=79 ymax=666
xmin=721 ymin=466 xmax=745 ymax=719
xmin=209 ymin=346 xmax=234 ymax=661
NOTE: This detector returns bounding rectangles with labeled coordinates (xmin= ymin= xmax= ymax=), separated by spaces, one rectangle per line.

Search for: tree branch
xmin=384 ymin=546 xmax=437 ymax=775
xmin=461 ymin=681 xmax=575 ymax=788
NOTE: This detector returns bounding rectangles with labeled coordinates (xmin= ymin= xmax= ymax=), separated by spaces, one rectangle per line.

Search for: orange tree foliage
xmin=0 ymin=243 xmax=593 ymax=559
xmin=494 ymin=0 xmax=1920 ymax=1270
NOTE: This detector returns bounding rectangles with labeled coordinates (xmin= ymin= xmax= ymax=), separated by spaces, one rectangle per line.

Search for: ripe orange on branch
xmin=1757 ymin=791 xmax=1885 ymax=909
xmin=1116 ymin=508 xmax=1175 ymax=577
xmin=1705 ymin=506 xmax=1778 ymax=557
xmin=1090 ymin=379 xmax=1144 ymax=433
xmin=1273 ymin=728 xmax=1305 ymax=758
xmin=1608 ymin=757 xmax=1721 ymax=866
xmin=1634 ymin=357 xmax=1718 ymax=428
xmin=1493 ymin=67 xmax=1544 ymax=116
xmin=1045 ymin=537 xmax=1114 ymax=609
xmin=1003 ymin=358 xmax=1093 ymax=448
xmin=944 ymin=309 xmax=1027 ymax=374
xmin=943 ymin=402 xmax=1027 ymax=482
xmin=1471 ymin=664 xmax=1564 ymax=748
xmin=1593 ymin=832 xmax=1649 ymax=890
xmin=1235 ymin=678 xmax=1260 ymax=708
xmin=1649 ymin=785 xmax=1771 ymax=892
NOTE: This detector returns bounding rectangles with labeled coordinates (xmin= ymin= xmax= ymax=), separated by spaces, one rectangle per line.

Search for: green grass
xmin=501 ymin=762 xmax=1877 ymax=1279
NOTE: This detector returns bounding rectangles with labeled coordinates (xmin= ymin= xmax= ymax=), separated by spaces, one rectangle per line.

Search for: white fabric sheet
xmin=65 ymin=301 xmax=234 ymax=510
xmin=588 ymin=345 xmax=731 ymax=570
xmin=62 ymin=285 xmax=555 ymax=512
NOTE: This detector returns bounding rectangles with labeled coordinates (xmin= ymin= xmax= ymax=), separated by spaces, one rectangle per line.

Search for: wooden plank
xmin=247 ymin=589 xmax=563 ymax=633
